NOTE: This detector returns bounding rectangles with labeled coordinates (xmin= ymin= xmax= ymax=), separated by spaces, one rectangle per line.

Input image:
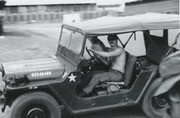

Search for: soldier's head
xmin=107 ymin=34 xmax=118 ymax=47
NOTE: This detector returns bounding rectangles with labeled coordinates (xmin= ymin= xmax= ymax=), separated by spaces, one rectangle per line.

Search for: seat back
xmin=123 ymin=53 xmax=137 ymax=86
xmin=95 ymin=53 xmax=137 ymax=95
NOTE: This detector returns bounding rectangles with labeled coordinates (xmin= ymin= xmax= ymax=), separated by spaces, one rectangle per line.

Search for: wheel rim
xmin=153 ymin=96 xmax=169 ymax=109
xmin=142 ymin=79 xmax=169 ymax=118
xmin=22 ymin=105 xmax=50 ymax=118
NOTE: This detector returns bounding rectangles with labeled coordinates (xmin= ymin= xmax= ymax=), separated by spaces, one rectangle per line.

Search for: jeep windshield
xmin=56 ymin=26 xmax=85 ymax=65
xmin=59 ymin=28 xmax=84 ymax=54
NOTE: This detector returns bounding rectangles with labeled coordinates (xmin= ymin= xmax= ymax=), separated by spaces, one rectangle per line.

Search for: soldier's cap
xmin=107 ymin=34 xmax=118 ymax=41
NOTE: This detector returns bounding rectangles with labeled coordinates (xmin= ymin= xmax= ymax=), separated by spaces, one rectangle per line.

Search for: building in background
xmin=2 ymin=0 xmax=138 ymax=23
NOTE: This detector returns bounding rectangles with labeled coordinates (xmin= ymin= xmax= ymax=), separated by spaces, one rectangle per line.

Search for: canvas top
xmin=63 ymin=13 xmax=180 ymax=35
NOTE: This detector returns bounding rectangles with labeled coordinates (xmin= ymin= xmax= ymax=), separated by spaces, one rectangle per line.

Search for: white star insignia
xmin=68 ymin=73 xmax=77 ymax=82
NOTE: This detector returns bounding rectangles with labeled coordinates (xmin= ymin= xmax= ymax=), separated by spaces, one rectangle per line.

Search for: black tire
xmin=10 ymin=91 xmax=61 ymax=118
xmin=142 ymin=79 xmax=169 ymax=118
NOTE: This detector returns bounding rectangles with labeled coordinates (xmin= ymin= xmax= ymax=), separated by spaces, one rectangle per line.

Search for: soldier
xmin=79 ymin=34 xmax=126 ymax=97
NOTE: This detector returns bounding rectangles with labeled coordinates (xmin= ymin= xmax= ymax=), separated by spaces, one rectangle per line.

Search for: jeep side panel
xmin=50 ymin=69 xmax=157 ymax=115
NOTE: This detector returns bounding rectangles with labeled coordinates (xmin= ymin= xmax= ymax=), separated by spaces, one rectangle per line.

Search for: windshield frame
xmin=58 ymin=26 xmax=86 ymax=56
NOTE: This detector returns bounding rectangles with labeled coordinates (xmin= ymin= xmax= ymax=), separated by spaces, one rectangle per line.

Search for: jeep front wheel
xmin=10 ymin=92 xmax=61 ymax=118
xmin=142 ymin=79 xmax=169 ymax=118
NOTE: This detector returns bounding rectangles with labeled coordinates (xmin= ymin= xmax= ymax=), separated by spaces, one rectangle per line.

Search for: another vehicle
xmin=0 ymin=13 xmax=179 ymax=118
xmin=154 ymin=51 xmax=180 ymax=118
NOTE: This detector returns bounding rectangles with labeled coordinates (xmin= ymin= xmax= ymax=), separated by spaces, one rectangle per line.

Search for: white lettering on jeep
xmin=31 ymin=71 xmax=51 ymax=77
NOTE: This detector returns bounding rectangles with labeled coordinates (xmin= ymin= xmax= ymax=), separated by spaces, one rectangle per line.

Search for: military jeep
xmin=0 ymin=13 xmax=179 ymax=118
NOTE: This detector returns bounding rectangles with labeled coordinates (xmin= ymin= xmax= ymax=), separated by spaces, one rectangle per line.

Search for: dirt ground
xmin=0 ymin=22 xmax=60 ymax=64
xmin=0 ymin=0 xmax=179 ymax=118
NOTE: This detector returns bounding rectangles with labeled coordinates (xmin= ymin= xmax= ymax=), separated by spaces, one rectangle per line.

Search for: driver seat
xmin=96 ymin=53 xmax=137 ymax=93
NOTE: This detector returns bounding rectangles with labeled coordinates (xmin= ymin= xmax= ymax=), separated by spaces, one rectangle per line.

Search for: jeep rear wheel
xmin=142 ymin=79 xmax=169 ymax=118
xmin=10 ymin=92 xmax=61 ymax=118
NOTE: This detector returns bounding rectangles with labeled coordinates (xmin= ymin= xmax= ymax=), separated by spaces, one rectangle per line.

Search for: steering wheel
xmin=76 ymin=47 xmax=98 ymax=73
xmin=85 ymin=47 xmax=101 ymax=63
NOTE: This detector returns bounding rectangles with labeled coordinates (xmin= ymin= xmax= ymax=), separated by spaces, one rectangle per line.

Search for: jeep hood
xmin=2 ymin=57 xmax=65 ymax=83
